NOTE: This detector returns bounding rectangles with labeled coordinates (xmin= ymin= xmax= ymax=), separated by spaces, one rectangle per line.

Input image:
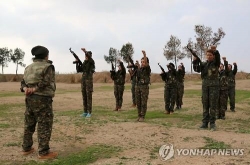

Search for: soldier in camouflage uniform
xmin=217 ymin=57 xmax=229 ymax=120
xmin=76 ymin=48 xmax=95 ymax=118
xmin=191 ymin=46 xmax=220 ymax=131
xmin=135 ymin=50 xmax=151 ymax=122
xmin=160 ymin=62 xmax=177 ymax=114
xmin=227 ymin=62 xmax=237 ymax=112
xmin=111 ymin=61 xmax=126 ymax=111
xmin=128 ymin=68 xmax=137 ymax=107
xmin=176 ymin=63 xmax=185 ymax=109
xmin=20 ymin=45 xmax=58 ymax=159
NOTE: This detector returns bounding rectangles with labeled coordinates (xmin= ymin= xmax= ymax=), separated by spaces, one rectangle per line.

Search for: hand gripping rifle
xmin=69 ymin=48 xmax=83 ymax=73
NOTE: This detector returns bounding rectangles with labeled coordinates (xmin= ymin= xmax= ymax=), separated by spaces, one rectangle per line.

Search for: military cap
xmin=168 ymin=62 xmax=175 ymax=68
xmin=31 ymin=45 xmax=49 ymax=57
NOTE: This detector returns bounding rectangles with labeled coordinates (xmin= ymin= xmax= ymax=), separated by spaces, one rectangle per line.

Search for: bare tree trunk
xmin=16 ymin=62 xmax=18 ymax=75
xmin=175 ymin=55 xmax=177 ymax=70
xmin=1 ymin=65 xmax=3 ymax=74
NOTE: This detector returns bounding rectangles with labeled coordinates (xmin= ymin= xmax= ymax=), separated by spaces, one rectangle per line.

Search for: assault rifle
xmin=158 ymin=63 xmax=166 ymax=74
xmin=110 ymin=61 xmax=116 ymax=77
xmin=69 ymin=48 xmax=83 ymax=66
xmin=186 ymin=44 xmax=199 ymax=59
xmin=127 ymin=56 xmax=136 ymax=69
xmin=69 ymin=48 xmax=83 ymax=73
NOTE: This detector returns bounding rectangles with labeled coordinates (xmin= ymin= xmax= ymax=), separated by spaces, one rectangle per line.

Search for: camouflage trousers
xmin=114 ymin=84 xmax=125 ymax=108
xmin=131 ymin=83 xmax=136 ymax=105
xmin=227 ymin=86 xmax=235 ymax=111
xmin=202 ymin=85 xmax=219 ymax=124
xmin=164 ymin=85 xmax=177 ymax=112
xmin=81 ymin=79 xmax=93 ymax=114
xmin=136 ymin=85 xmax=149 ymax=118
xmin=217 ymin=89 xmax=228 ymax=118
xmin=22 ymin=95 xmax=54 ymax=155
xmin=176 ymin=82 xmax=184 ymax=107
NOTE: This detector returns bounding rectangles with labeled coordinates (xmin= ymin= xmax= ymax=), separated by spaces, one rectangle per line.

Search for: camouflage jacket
xmin=111 ymin=65 xmax=126 ymax=85
xmin=160 ymin=68 xmax=177 ymax=87
xmin=21 ymin=59 xmax=56 ymax=97
xmin=219 ymin=60 xmax=229 ymax=90
xmin=193 ymin=50 xmax=220 ymax=80
xmin=228 ymin=64 xmax=237 ymax=87
xmin=77 ymin=58 xmax=95 ymax=80
xmin=136 ymin=65 xmax=151 ymax=85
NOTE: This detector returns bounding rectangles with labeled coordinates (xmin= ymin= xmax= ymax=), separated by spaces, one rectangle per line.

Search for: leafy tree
xmin=11 ymin=48 xmax=26 ymax=75
xmin=194 ymin=25 xmax=225 ymax=61
xmin=120 ymin=42 xmax=134 ymax=63
xmin=0 ymin=47 xmax=12 ymax=74
xmin=104 ymin=47 xmax=120 ymax=70
xmin=163 ymin=35 xmax=185 ymax=69
xmin=183 ymin=38 xmax=196 ymax=73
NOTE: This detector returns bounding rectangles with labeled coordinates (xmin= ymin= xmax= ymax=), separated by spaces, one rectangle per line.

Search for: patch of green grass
xmin=0 ymin=123 xmax=10 ymax=128
xmin=149 ymin=83 xmax=164 ymax=89
xmin=184 ymin=89 xmax=202 ymax=98
xmin=235 ymin=90 xmax=250 ymax=103
xmin=0 ymin=92 xmax=23 ymax=97
xmin=149 ymin=146 xmax=159 ymax=159
xmin=3 ymin=142 xmax=21 ymax=147
xmin=0 ymin=103 xmax=24 ymax=118
xmin=237 ymin=128 xmax=250 ymax=134
xmin=24 ymin=144 xmax=122 ymax=165
xmin=55 ymin=89 xmax=81 ymax=94
xmin=201 ymin=137 xmax=231 ymax=150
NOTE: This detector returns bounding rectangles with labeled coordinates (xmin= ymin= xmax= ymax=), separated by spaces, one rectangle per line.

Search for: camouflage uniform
xmin=136 ymin=65 xmax=151 ymax=119
xmin=193 ymin=50 xmax=220 ymax=128
xmin=217 ymin=60 xmax=229 ymax=119
xmin=160 ymin=64 xmax=177 ymax=113
xmin=227 ymin=63 xmax=237 ymax=111
xmin=21 ymin=59 xmax=56 ymax=156
xmin=176 ymin=65 xmax=185 ymax=109
xmin=111 ymin=62 xmax=126 ymax=110
xmin=77 ymin=55 xmax=95 ymax=115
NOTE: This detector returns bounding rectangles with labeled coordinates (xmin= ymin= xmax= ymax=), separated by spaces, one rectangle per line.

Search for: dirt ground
xmin=0 ymin=80 xmax=250 ymax=165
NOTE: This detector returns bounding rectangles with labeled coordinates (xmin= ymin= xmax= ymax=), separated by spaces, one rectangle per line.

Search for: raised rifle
xmin=69 ymin=48 xmax=83 ymax=73
xmin=69 ymin=48 xmax=83 ymax=66
xmin=158 ymin=63 xmax=166 ymax=74
xmin=186 ymin=44 xmax=199 ymax=60
xmin=110 ymin=61 xmax=116 ymax=77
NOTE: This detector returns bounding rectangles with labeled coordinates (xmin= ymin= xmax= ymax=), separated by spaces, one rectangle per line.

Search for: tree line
xmin=0 ymin=47 xmax=26 ymax=74
xmin=104 ymin=24 xmax=226 ymax=73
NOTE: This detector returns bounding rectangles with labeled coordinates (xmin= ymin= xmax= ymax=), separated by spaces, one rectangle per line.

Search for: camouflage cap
xmin=31 ymin=45 xmax=49 ymax=58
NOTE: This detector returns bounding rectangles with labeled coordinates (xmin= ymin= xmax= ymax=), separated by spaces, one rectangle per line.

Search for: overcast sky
xmin=1 ymin=0 xmax=249 ymax=74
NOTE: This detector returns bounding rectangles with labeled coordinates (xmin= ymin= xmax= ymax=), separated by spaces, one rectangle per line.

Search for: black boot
xmin=200 ymin=123 xmax=208 ymax=129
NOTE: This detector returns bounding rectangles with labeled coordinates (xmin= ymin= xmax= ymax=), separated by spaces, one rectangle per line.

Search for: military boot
xmin=210 ymin=123 xmax=216 ymax=131
xmin=200 ymin=123 xmax=208 ymax=129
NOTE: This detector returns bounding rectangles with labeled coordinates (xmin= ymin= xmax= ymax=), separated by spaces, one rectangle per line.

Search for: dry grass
xmin=1 ymin=71 xmax=249 ymax=83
